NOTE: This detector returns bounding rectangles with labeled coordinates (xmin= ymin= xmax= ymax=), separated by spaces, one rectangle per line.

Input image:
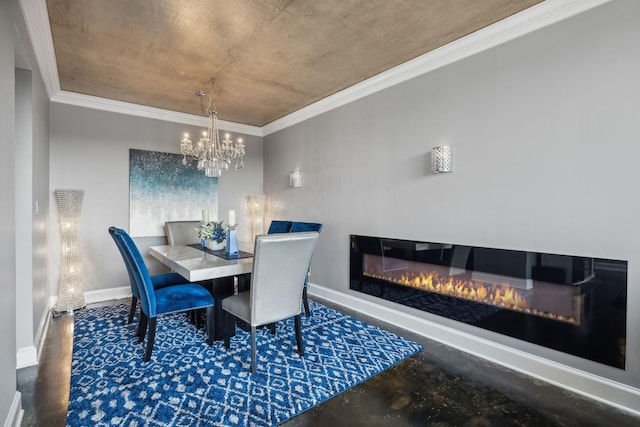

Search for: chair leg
xmin=250 ymin=326 xmax=257 ymax=374
xmin=302 ymin=286 xmax=310 ymax=317
xmin=206 ymin=306 xmax=215 ymax=346
xmin=138 ymin=312 xmax=148 ymax=342
xmin=294 ymin=315 xmax=304 ymax=356
xmin=195 ymin=309 xmax=202 ymax=329
xmin=268 ymin=323 xmax=276 ymax=335
xmin=128 ymin=296 xmax=137 ymax=324
xmin=223 ymin=311 xmax=232 ymax=348
xmin=144 ymin=317 xmax=157 ymax=362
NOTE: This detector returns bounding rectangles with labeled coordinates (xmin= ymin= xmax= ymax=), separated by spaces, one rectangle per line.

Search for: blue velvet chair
xmin=290 ymin=222 xmax=323 ymax=234
xmin=110 ymin=226 xmax=215 ymax=361
xmin=267 ymin=220 xmax=293 ymax=234
xmin=109 ymin=227 xmax=186 ymax=324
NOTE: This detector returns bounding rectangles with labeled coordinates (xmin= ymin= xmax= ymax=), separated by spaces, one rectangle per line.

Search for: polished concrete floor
xmin=18 ymin=298 xmax=640 ymax=426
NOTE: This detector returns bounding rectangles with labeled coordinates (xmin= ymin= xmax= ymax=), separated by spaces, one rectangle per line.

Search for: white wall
xmin=49 ymin=105 xmax=263 ymax=297
xmin=263 ymin=0 xmax=640 ymax=395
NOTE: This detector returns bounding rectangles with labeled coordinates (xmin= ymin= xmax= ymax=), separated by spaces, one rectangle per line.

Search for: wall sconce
xmin=289 ymin=170 xmax=302 ymax=188
xmin=431 ymin=146 xmax=453 ymax=173
xmin=55 ymin=189 xmax=85 ymax=313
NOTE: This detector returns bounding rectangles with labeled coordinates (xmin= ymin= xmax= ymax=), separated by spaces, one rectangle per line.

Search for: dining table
xmin=149 ymin=244 xmax=253 ymax=282
xmin=149 ymin=243 xmax=254 ymax=339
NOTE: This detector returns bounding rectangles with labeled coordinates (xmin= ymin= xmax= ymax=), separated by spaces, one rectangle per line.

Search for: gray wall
xmin=13 ymin=5 xmax=52 ymax=371
xmin=1 ymin=0 xmax=52 ymax=422
xmin=49 ymin=105 xmax=263 ymax=296
xmin=0 ymin=1 xmax=19 ymax=420
xmin=15 ymin=68 xmax=34 ymax=353
xmin=264 ymin=0 xmax=640 ymax=388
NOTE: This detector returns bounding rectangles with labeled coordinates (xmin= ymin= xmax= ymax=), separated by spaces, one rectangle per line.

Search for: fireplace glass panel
xmin=350 ymin=235 xmax=627 ymax=369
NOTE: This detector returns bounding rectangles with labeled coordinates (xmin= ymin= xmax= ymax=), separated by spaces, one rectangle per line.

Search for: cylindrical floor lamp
xmin=55 ymin=189 xmax=85 ymax=313
xmin=245 ymin=195 xmax=266 ymax=244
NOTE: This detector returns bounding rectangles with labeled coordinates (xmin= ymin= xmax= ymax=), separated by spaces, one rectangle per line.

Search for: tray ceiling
xmin=46 ymin=0 xmax=542 ymax=127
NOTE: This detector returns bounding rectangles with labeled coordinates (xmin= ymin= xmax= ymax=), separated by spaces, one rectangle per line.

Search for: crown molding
xmin=22 ymin=0 xmax=611 ymax=138
xmin=262 ymin=0 xmax=613 ymax=135
xmin=19 ymin=0 xmax=60 ymax=98
xmin=52 ymin=90 xmax=263 ymax=136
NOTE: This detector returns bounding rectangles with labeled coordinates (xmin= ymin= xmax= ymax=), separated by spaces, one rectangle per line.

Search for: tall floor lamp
xmin=55 ymin=189 xmax=85 ymax=313
xmin=245 ymin=195 xmax=267 ymax=244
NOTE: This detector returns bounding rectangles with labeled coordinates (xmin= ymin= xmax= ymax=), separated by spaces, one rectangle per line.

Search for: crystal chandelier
xmin=180 ymin=78 xmax=245 ymax=177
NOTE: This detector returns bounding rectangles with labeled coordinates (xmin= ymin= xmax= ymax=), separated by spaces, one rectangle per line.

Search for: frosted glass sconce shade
xmin=55 ymin=189 xmax=85 ymax=312
xmin=432 ymin=146 xmax=453 ymax=173
xmin=289 ymin=170 xmax=302 ymax=188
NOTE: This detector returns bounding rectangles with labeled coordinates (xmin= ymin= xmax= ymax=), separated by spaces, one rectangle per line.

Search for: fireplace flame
xmin=397 ymin=272 xmax=528 ymax=308
xmin=363 ymin=270 xmax=577 ymax=323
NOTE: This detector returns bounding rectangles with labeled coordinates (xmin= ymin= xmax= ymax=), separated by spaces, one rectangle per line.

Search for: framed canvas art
xmin=129 ymin=149 xmax=218 ymax=237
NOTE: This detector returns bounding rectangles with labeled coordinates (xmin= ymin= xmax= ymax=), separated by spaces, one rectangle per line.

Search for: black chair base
xmin=203 ymin=274 xmax=250 ymax=340
xmin=302 ymin=287 xmax=310 ymax=316
xmin=140 ymin=306 xmax=215 ymax=362
xmin=128 ymin=296 xmax=138 ymax=324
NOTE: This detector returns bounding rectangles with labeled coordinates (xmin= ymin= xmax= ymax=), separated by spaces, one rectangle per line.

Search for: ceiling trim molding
xmin=19 ymin=0 xmax=60 ymax=98
xmin=23 ymin=0 xmax=611 ymax=138
xmin=52 ymin=91 xmax=264 ymax=136
xmin=262 ymin=0 xmax=613 ymax=136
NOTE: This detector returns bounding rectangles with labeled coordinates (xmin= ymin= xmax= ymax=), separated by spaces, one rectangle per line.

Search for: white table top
xmin=149 ymin=244 xmax=253 ymax=282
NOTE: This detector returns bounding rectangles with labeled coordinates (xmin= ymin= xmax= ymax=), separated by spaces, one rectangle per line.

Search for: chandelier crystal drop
xmin=180 ymin=78 xmax=245 ymax=177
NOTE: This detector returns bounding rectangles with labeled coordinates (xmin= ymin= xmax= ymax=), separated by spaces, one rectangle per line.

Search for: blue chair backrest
xmin=267 ymin=220 xmax=293 ymax=234
xmin=290 ymin=222 xmax=323 ymax=233
xmin=109 ymin=226 xmax=140 ymax=299
xmin=111 ymin=227 xmax=158 ymax=317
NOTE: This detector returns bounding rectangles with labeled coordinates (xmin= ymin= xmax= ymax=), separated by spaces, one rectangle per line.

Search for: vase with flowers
xmin=196 ymin=220 xmax=226 ymax=250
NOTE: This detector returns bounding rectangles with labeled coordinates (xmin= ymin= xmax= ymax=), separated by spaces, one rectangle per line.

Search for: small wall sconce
xmin=289 ymin=170 xmax=302 ymax=188
xmin=431 ymin=146 xmax=453 ymax=173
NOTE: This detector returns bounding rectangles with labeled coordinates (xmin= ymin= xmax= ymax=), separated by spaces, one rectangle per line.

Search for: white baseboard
xmin=19 ymin=285 xmax=128 ymax=369
xmin=308 ymin=284 xmax=640 ymax=417
xmin=15 ymin=347 xmax=37 ymax=369
xmin=16 ymin=304 xmax=52 ymax=368
xmin=49 ymin=286 xmax=131 ymax=309
xmin=83 ymin=286 xmax=131 ymax=305
xmin=3 ymin=391 xmax=23 ymax=427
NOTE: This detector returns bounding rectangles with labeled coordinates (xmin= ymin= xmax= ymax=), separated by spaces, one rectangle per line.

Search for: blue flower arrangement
xmin=195 ymin=221 xmax=226 ymax=243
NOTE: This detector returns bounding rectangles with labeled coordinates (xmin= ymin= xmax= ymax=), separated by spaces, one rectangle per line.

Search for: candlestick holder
xmin=225 ymin=225 xmax=239 ymax=256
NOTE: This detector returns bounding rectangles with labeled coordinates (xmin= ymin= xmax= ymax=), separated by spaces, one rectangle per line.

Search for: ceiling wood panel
xmin=46 ymin=0 xmax=542 ymax=126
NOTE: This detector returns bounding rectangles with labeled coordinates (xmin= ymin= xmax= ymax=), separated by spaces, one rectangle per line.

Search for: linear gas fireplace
xmin=350 ymin=235 xmax=627 ymax=369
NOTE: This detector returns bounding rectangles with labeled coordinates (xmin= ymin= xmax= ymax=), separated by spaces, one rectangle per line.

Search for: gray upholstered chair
xmin=222 ymin=231 xmax=320 ymax=374
xmin=165 ymin=220 xmax=201 ymax=245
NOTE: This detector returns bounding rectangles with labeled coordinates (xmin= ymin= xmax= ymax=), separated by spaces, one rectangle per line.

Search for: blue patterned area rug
xmin=66 ymin=301 xmax=422 ymax=426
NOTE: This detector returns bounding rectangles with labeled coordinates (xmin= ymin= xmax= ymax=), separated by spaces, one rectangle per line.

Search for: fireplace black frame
xmin=350 ymin=235 xmax=627 ymax=369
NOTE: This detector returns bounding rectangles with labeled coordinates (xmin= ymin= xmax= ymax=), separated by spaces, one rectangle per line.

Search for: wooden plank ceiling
xmin=46 ymin=0 xmax=542 ymax=127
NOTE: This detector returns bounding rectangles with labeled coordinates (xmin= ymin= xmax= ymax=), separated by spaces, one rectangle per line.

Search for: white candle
xmin=202 ymin=209 xmax=209 ymax=223
xmin=228 ymin=209 xmax=236 ymax=227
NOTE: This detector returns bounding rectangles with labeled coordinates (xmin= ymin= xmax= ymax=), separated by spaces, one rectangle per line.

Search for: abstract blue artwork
xmin=129 ymin=149 xmax=218 ymax=237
